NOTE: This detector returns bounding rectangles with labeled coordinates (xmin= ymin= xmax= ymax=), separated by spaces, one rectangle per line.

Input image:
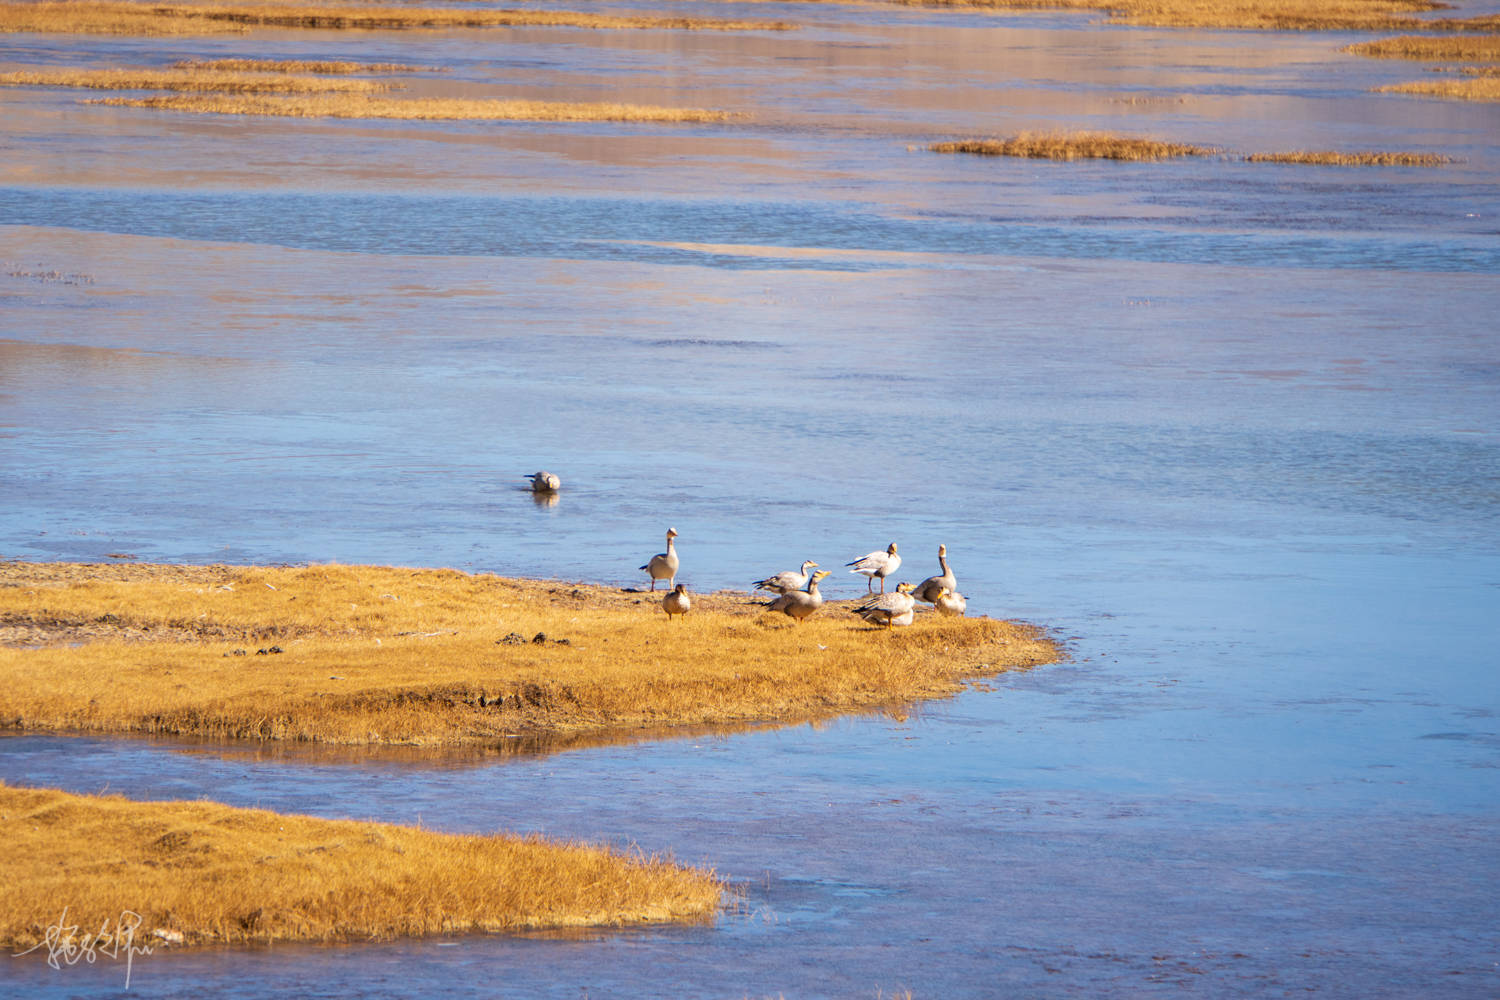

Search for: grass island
xmin=1 ymin=782 xmax=724 ymax=954
xmin=0 ymin=560 xmax=1060 ymax=746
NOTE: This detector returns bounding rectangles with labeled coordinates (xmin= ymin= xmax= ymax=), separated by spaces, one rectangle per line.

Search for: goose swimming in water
xmin=847 ymin=542 xmax=900 ymax=593
xmin=527 ymin=471 xmax=561 ymax=493
xmin=753 ymin=560 xmax=819 ymax=596
xmin=852 ymin=582 xmax=917 ymax=628
xmin=662 ymin=583 xmax=691 ymax=621
xmin=640 ymin=528 xmax=680 ymax=592
xmin=913 ymin=544 xmax=956 ymax=605
xmin=765 ymin=569 xmax=832 ymax=623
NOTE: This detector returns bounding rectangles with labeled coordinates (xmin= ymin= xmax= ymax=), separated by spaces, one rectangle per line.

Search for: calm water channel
xmin=1 ymin=1 xmax=1498 ymax=996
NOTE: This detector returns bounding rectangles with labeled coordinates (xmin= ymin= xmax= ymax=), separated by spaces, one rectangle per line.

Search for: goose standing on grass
xmin=933 ymin=586 xmax=967 ymax=617
xmin=527 ymin=471 xmax=561 ymax=493
xmin=913 ymin=544 xmax=956 ymax=604
xmin=765 ymin=569 xmax=832 ymax=623
xmin=754 ymin=559 xmax=819 ymax=595
xmin=847 ymin=542 xmax=900 ymax=593
xmin=852 ymin=582 xmax=918 ymax=628
xmin=641 ymin=527 xmax=680 ymax=591
xmin=663 ymin=583 xmax=691 ymax=622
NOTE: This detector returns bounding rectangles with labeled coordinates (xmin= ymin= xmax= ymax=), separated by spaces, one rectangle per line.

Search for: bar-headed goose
xmin=852 ymin=582 xmax=917 ymax=628
xmin=847 ymin=542 xmax=900 ymax=593
xmin=913 ymin=545 xmax=956 ymax=604
xmin=754 ymin=559 xmax=819 ymax=595
xmin=765 ymin=570 xmax=832 ymax=623
xmin=640 ymin=528 xmax=680 ymax=591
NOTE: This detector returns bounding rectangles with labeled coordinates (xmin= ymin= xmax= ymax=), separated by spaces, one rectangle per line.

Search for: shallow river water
xmin=1 ymin=2 xmax=1498 ymax=997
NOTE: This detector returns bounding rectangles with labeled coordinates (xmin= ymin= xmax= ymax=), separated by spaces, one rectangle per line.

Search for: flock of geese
xmin=528 ymin=471 xmax=967 ymax=628
xmin=642 ymin=528 xmax=967 ymax=628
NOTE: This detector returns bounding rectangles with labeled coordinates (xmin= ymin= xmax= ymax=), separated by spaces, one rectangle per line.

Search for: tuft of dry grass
xmin=1344 ymin=33 xmax=1500 ymax=61
xmin=0 ymin=1 xmax=796 ymax=36
xmin=171 ymin=57 xmax=443 ymax=74
xmin=0 ymin=66 xmax=391 ymax=94
xmin=1377 ymin=75 xmax=1500 ymax=98
xmin=0 ymin=562 xmax=1059 ymax=746
xmin=1244 ymin=149 xmax=1453 ymax=165
xmin=931 ymin=132 xmax=1219 ymax=160
xmin=86 ymin=92 xmax=734 ymax=121
xmin=0 ymin=781 xmax=723 ymax=954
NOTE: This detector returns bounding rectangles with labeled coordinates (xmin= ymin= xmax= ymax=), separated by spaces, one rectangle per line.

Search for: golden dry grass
xmin=931 ymin=132 xmax=1220 ymax=160
xmin=171 ymin=57 xmax=441 ymax=74
xmin=1377 ymin=75 xmax=1500 ymax=98
xmin=0 ymin=562 xmax=1058 ymax=746
xmin=0 ymin=1 xmax=796 ymax=36
xmin=1 ymin=782 xmax=723 ymax=954
xmin=0 ymin=66 xmax=390 ymax=94
xmin=87 ymin=92 xmax=734 ymax=121
xmin=1244 ymin=149 xmax=1453 ymax=165
xmin=1345 ymin=33 xmax=1500 ymax=60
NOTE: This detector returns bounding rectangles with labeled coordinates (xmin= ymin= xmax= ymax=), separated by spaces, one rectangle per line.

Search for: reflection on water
xmin=70 ymin=717 xmax=813 ymax=769
xmin=2 ymin=3 xmax=1499 ymax=996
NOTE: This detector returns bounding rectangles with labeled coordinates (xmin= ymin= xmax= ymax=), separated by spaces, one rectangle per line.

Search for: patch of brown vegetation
xmin=87 ymin=92 xmax=735 ymax=121
xmin=1 ymin=782 xmax=723 ymax=954
xmin=0 ymin=562 xmax=1059 ymax=746
xmin=0 ymin=1 xmax=796 ymax=36
xmin=0 ymin=66 xmax=391 ymax=94
xmin=931 ymin=132 xmax=1219 ymax=160
xmin=1344 ymin=33 xmax=1500 ymax=60
xmin=1244 ymin=149 xmax=1454 ymax=165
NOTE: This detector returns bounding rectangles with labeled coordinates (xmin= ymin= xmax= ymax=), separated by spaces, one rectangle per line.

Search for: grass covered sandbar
xmin=0 ymin=561 xmax=1059 ymax=746
xmin=1376 ymin=76 xmax=1500 ymax=99
xmin=1 ymin=782 xmax=723 ymax=953
xmin=931 ymin=133 xmax=1220 ymax=160
xmin=0 ymin=0 xmax=795 ymax=36
xmin=1243 ymin=149 xmax=1453 ymax=165
xmin=1344 ymin=33 xmax=1500 ymax=61
xmin=883 ymin=0 xmax=1497 ymax=32
xmin=0 ymin=62 xmax=733 ymax=121
xmin=931 ymin=132 xmax=1453 ymax=165
xmin=0 ymin=66 xmax=392 ymax=94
